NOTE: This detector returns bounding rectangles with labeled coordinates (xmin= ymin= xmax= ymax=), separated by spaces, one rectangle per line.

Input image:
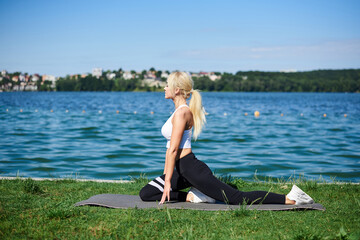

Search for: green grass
xmin=0 ymin=176 xmax=359 ymax=239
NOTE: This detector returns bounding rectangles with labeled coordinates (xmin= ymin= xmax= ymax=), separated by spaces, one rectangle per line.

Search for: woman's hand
xmin=159 ymin=180 xmax=171 ymax=204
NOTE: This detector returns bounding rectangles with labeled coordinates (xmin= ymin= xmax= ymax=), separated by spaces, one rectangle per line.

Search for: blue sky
xmin=0 ymin=0 xmax=359 ymax=77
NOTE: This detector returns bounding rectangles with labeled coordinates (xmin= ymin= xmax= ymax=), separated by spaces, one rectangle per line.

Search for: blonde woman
xmin=139 ymin=71 xmax=314 ymax=205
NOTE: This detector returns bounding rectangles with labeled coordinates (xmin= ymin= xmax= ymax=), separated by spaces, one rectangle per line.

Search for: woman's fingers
xmin=159 ymin=192 xmax=166 ymax=204
xmin=159 ymin=188 xmax=171 ymax=205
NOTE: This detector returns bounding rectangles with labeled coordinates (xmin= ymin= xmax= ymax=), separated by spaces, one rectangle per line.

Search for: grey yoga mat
xmin=74 ymin=194 xmax=325 ymax=211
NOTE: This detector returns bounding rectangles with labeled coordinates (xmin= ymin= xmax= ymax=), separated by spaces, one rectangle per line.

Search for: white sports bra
xmin=161 ymin=104 xmax=192 ymax=149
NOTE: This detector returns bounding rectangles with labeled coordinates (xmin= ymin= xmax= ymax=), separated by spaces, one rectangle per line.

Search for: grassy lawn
xmin=0 ymin=176 xmax=359 ymax=239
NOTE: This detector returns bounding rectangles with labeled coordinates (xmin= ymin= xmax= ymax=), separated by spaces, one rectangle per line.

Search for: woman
xmin=139 ymin=71 xmax=314 ymax=206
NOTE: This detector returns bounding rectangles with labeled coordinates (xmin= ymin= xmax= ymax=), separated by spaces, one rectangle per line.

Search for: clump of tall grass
xmin=23 ymin=178 xmax=44 ymax=194
xmin=130 ymin=173 xmax=149 ymax=185
xmin=232 ymin=199 xmax=253 ymax=217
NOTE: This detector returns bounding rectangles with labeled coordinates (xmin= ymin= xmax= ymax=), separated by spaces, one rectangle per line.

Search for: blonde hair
xmin=167 ymin=71 xmax=206 ymax=140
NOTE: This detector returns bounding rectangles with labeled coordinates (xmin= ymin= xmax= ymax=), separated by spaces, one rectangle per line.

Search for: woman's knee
xmin=139 ymin=185 xmax=153 ymax=201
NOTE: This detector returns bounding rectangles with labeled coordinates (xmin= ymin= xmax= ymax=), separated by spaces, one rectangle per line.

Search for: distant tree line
xmin=56 ymin=76 xmax=161 ymax=92
xmin=193 ymin=69 xmax=360 ymax=92
xmin=55 ymin=69 xmax=360 ymax=92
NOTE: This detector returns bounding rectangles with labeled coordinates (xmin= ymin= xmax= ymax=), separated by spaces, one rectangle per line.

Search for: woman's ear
xmin=174 ymin=87 xmax=181 ymax=95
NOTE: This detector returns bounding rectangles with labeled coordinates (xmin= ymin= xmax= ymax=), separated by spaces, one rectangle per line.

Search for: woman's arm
xmin=163 ymin=149 xmax=169 ymax=175
xmin=160 ymin=109 xmax=188 ymax=204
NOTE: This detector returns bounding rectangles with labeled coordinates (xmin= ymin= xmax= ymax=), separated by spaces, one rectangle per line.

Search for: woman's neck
xmin=173 ymin=97 xmax=187 ymax=109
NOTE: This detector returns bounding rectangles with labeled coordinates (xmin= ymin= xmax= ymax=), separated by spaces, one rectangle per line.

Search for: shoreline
xmin=1 ymin=176 xmax=358 ymax=184
xmin=0 ymin=176 xmax=133 ymax=183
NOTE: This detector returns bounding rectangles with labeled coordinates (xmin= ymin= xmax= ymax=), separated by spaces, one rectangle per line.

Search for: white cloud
xmin=165 ymin=39 xmax=360 ymax=71
xmin=170 ymin=39 xmax=360 ymax=62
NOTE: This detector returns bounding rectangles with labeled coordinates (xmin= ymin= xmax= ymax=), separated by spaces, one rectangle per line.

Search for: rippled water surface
xmin=1 ymin=92 xmax=359 ymax=182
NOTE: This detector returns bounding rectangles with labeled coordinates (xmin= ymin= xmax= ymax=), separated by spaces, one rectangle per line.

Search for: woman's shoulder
xmin=173 ymin=106 xmax=192 ymax=119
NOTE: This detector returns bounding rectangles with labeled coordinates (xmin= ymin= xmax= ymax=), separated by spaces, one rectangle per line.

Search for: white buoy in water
xmin=20 ymin=109 xmax=23 ymax=112
xmin=224 ymin=112 xmax=227 ymax=116
xmin=99 ymin=110 xmax=102 ymax=114
xmin=134 ymin=111 xmax=137 ymax=114
xmin=300 ymin=113 xmax=303 ymax=117
xmin=65 ymin=110 xmax=69 ymax=113
xmin=35 ymin=109 xmax=38 ymax=112
xmin=6 ymin=109 xmax=8 ymax=112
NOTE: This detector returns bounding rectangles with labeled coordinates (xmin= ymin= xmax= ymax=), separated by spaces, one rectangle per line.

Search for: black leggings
xmin=139 ymin=153 xmax=285 ymax=205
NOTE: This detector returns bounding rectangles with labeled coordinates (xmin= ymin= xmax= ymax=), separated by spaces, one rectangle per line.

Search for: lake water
xmin=1 ymin=92 xmax=359 ymax=182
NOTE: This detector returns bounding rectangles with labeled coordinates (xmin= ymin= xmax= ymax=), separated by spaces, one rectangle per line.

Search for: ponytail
xmin=189 ymin=89 xmax=206 ymax=140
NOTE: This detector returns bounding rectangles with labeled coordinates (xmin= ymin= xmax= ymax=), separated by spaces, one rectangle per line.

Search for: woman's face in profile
xmin=164 ymin=83 xmax=175 ymax=99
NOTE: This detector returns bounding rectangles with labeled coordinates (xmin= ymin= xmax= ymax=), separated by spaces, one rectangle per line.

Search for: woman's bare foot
xmin=186 ymin=192 xmax=194 ymax=202
xmin=285 ymin=196 xmax=296 ymax=205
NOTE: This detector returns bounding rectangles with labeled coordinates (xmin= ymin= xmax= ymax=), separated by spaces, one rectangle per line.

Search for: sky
xmin=0 ymin=0 xmax=359 ymax=77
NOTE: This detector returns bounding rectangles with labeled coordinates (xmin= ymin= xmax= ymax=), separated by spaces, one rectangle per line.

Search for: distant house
xmin=81 ymin=74 xmax=88 ymax=78
xmin=31 ymin=74 xmax=40 ymax=82
xmin=143 ymin=79 xmax=166 ymax=88
xmin=19 ymin=74 xmax=25 ymax=82
xmin=106 ymin=72 xmax=116 ymax=80
xmin=123 ymin=71 xmax=133 ymax=80
xmin=209 ymin=75 xmax=216 ymax=81
xmin=92 ymin=68 xmax=103 ymax=78
xmin=191 ymin=72 xmax=220 ymax=81
xmin=12 ymin=76 xmax=19 ymax=82
xmin=209 ymin=72 xmax=221 ymax=81
xmin=161 ymin=72 xmax=169 ymax=79
xmin=280 ymin=69 xmax=297 ymax=73
xmin=1 ymin=70 xmax=7 ymax=76
xmin=70 ymin=74 xmax=79 ymax=80
xmin=24 ymin=82 xmax=38 ymax=91
xmin=191 ymin=73 xmax=200 ymax=78
xmin=42 ymin=75 xmax=56 ymax=88
xmin=42 ymin=75 xmax=56 ymax=82
xmin=145 ymin=71 xmax=156 ymax=79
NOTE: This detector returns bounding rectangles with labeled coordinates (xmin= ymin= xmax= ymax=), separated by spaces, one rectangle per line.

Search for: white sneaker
xmin=287 ymin=185 xmax=314 ymax=205
xmin=188 ymin=187 xmax=216 ymax=203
